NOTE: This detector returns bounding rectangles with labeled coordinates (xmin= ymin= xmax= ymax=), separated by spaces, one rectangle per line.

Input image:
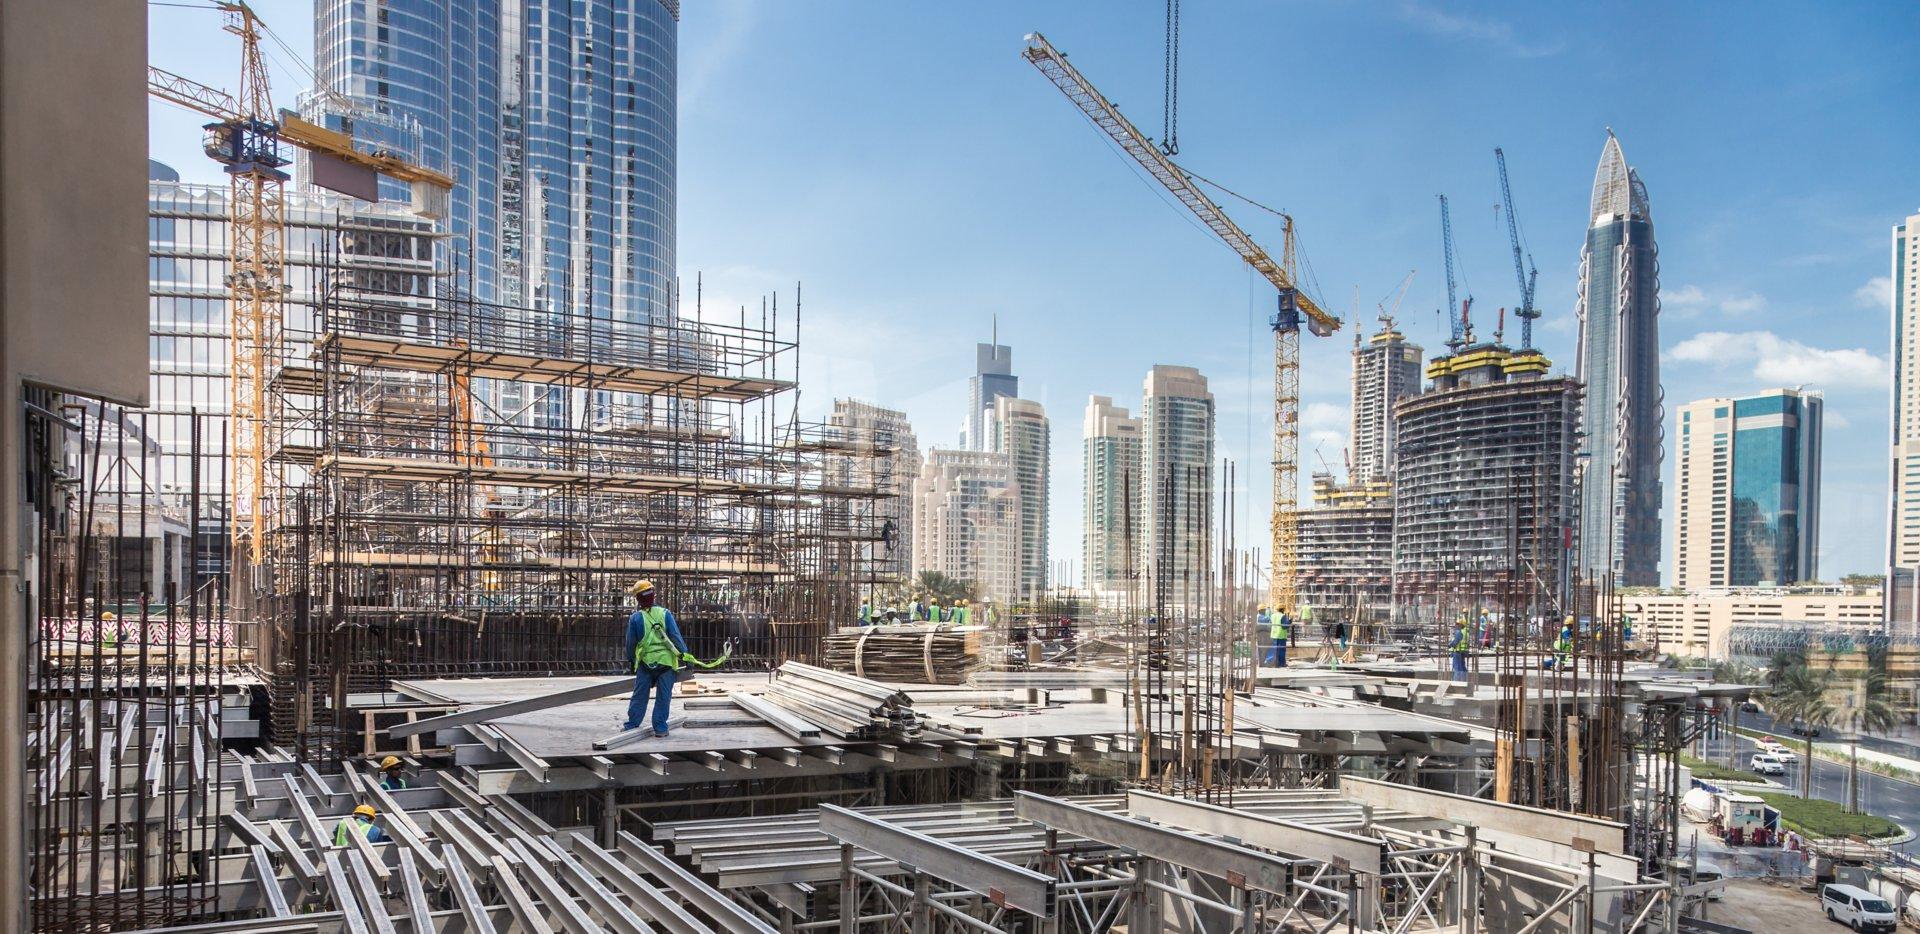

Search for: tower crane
xmin=1022 ymin=33 xmax=1340 ymax=619
xmin=148 ymin=2 xmax=451 ymax=563
xmin=1494 ymin=147 xmax=1540 ymax=348
xmin=1438 ymin=194 xmax=1472 ymax=351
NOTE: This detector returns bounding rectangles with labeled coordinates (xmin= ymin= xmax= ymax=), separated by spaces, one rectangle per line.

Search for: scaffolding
xmin=264 ymin=281 xmax=900 ymax=761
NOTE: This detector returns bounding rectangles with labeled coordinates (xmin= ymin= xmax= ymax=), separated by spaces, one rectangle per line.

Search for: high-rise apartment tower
xmin=1349 ymin=322 xmax=1424 ymax=483
xmin=992 ymin=396 xmax=1050 ymax=602
xmin=1886 ymin=211 xmax=1920 ymax=633
xmin=964 ymin=339 xmax=1018 ymax=451
xmin=1575 ymin=130 xmax=1664 ymax=585
xmin=1082 ymin=395 xmax=1142 ymax=599
xmin=1141 ymin=365 xmax=1215 ymax=610
xmin=912 ymin=449 xmax=1021 ymax=606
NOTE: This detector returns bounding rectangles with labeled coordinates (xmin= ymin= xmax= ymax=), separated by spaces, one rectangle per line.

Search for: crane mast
xmin=151 ymin=2 xmax=453 ymax=565
xmin=1021 ymin=32 xmax=1340 ymax=617
xmin=1438 ymin=193 xmax=1467 ymax=351
xmin=1494 ymin=147 xmax=1540 ymax=348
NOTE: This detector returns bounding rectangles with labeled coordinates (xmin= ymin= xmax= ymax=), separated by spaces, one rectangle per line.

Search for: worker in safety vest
xmin=377 ymin=755 xmax=409 ymax=791
xmin=928 ymin=599 xmax=946 ymax=624
xmin=1450 ymin=617 xmax=1472 ymax=682
xmin=101 ymin=611 xmax=119 ymax=649
xmin=911 ymin=597 xmax=929 ymax=622
xmin=1265 ymin=607 xmax=1291 ymax=667
xmin=858 ymin=599 xmax=873 ymax=626
xmin=334 ymin=804 xmax=388 ymax=846
xmin=1548 ymin=617 xmax=1574 ymax=670
xmin=622 ymin=579 xmax=691 ymax=736
xmin=952 ymin=599 xmax=972 ymax=626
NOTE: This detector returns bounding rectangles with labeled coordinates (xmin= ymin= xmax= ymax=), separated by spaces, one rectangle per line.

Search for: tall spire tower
xmin=1575 ymin=130 xmax=1664 ymax=585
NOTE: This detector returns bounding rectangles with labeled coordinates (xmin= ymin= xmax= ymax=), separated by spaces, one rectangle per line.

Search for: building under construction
xmin=1296 ymin=475 xmax=1393 ymax=631
xmin=1392 ymin=343 xmax=1580 ymax=634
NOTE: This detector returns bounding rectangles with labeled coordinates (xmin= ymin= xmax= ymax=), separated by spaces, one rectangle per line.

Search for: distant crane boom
xmin=1438 ymin=194 xmax=1469 ymax=350
xmin=1022 ymin=33 xmax=1338 ymax=335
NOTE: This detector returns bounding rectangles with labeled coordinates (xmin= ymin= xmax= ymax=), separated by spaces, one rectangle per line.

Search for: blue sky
xmin=150 ymin=1 xmax=1920 ymax=582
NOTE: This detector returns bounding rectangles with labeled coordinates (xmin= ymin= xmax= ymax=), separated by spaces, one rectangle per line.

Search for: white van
xmin=1749 ymin=753 xmax=1787 ymax=776
xmin=1822 ymin=883 xmax=1897 ymax=932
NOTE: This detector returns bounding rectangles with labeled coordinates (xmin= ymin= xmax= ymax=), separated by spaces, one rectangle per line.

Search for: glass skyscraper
xmin=311 ymin=1 xmax=677 ymax=325
xmin=1672 ymin=390 xmax=1822 ymax=588
xmin=1575 ymin=130 xmax=1664 ymax=585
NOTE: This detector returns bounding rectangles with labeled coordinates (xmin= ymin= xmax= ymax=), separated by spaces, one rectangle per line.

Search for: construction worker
xmin=334 ymin=804 xmax=388 ymax=846
xmin=377 ymin=755 xmax=409 ymax=791
xmin=1549 ymin=616 xmax=1575 ymax=670
xmin=1267 ymin=607 xmax=1292 ymax=667
xmin=984 ymin=603 xmax=999 ymax=627
xmin=622 ymin=579 xmax=691 ymax=737
xmin=101 ymin=611 xmax=119 ymax=649
xmin=952 ymin=599 xmax=972 ymax=626
xmin=911 ymin=596 xmax=929 ymax=622
xmin=1450 ymin=617 xmax=1471 ymax=682
xmin=928 ymin=599 xmax=946 ymax=624
xmin=858 ymin=599 xmax=873 ymax=626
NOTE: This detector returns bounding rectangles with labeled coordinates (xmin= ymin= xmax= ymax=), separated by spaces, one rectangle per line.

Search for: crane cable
xmin=1161 ymin=0 xmax=1181 ymax=156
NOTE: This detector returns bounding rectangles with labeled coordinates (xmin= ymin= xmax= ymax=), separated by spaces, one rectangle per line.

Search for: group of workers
xmin=1257 ymin=605 xmax=1354 ymax=668
xmin=1446 ymin=612 xmax=1584 ymax=682
xmin=330 ymin=756 xmax=413 ymax=846
xmin=857 ymin=597 xmax=995 ymax=627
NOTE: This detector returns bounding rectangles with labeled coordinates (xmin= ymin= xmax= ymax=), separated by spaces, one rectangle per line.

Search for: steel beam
xmin=1013 ymin=791 xmax=1294 ymax=895
xmin=616 ymin=830 xmax=781 ymax=933
xmin=1340 ymin=775 xmax=1626 ymax=853
xmin=819 ymin=804 xmax=1055 ymax=918
xmin=387 ymin=678 xmax=634 ymax=739
xmin=1127 ymin=789 xmax=1383 ymax=876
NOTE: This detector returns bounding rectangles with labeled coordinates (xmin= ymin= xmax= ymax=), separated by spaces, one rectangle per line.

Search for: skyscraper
xmin=912 ymin=449 xmax=1021 ymax=606
xmin=1672 ymin=390 xmax=1822 ymax=589
xmin=1083 ymin=395 xmax=1142 ymax=599
xmin=311 ymin=1 xmax=677 ymax=322
xmin=1885 ymin=211 xmax=1920 ymax=632
xmin=992 ymin=396 xmax=1050 ymax=602
xmin=1575 ymin=130 xmax=1664 ymax=585
xmin=1141 ymin=365 xmax=1214 ymax=609
xmin=964 ymin=339 xmax=1018 ymax=451
xmin=1349 ymin=321 xmax=1424 ymax=483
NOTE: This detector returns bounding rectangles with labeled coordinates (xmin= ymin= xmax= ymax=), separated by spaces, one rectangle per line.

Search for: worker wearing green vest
xmin=951 ymin=600 xmax=972 ymax=626
xmin=1264 ymin=607 xmax=1291 ymax=667
xmin=334 ymin=804 xmax=388 ymax=846
xmin=377 ymin=756 xmax=409 ymax=791
xmin=858 ymin=600 xmax=873 ymax=626
xmin=1548 ymin=617 xmax=1574 ymax=670
xmin=622 ymin=579 xmax=691 ymax=736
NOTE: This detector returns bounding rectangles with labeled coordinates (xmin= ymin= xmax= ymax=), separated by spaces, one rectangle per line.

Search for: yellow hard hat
xmin=1258 ymin=605 xmax=1268 ymax=612
xmin=627 ymin=579 xmax=655 ymax=597
xmin=102 ymin=611 xmax=117 ymax=621
xmin=960 ymin=599 xmax=969 ymax=606
xmin=379 ymin=756 xmax=401 ymax=771
xmin=354 ymin=804 xmax=377 ymax=819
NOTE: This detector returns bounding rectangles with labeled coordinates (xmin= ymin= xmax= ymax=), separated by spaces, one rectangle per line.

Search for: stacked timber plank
xmin=761 ymin=662 xmax=924 ymax=741
xmin=821 ymin=625 xmax=983 ymax=684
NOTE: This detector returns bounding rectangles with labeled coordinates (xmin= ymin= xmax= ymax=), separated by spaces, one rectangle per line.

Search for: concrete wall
xmin=0 ymin=1 xmax=150 ymax=926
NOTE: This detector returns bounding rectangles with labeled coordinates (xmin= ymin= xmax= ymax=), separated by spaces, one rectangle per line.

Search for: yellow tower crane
xmin=148 ymin=2 xmax=452 ymax=564
xmin=1021 ymin=33 xmax=1342 ymax=618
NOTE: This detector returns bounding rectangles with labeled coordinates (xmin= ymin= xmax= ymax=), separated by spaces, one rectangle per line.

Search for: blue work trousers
xmin=625 ymin=665 xmax=678 ymax=734
xmin=1266 ymin=635 xmax=1288 ymax=667
xmin=1451 ymin=651 xmax=1469 ymax=682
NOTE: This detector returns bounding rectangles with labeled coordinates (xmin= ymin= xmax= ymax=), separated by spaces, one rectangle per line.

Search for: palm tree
xmin=913 ymin=570 xmax=977 ymax=605
xmin=1769 ymin=665 xmax=1835 ymax=798
xmin=1841 ymin=668 xmax=1899 ymax=813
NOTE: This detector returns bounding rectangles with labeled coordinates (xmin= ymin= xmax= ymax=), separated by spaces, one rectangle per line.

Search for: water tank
xmin=1682 ymin=788 xmax=1717 ymax=822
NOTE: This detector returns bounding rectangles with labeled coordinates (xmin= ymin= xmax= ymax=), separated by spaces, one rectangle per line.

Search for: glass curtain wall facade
xmin=992 ymin=396 xmax=1050 ymax=602
xmin=1888 ymin=212 xmax=1920 ymax=634
xmin=1575 ymin=130 xmax=1664 ymax=585
xmin=312 ymin=0 xmax=676 ymax=330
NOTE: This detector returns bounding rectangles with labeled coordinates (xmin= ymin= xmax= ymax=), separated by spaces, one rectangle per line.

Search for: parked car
xmin=1822 ymin=883 xmax=1897 ymax=932
xmin=1739 ymin=700 xmax=1762 ymax=713
xmin=1789 ymin=721 xmax=1823 ymax=738
xmin=1749 ymin=753 xmax=1786 ymax=776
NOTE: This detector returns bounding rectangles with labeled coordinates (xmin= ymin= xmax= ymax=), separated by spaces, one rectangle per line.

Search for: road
xmin=1696 ymin=724 xmax=1920 ymax=854
xmin=1738 ymin=709 xmax=1920 ymax=762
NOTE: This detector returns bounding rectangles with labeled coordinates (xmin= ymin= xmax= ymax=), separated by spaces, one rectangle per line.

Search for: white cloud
xmin=1826 ymin=411 xmax=1851 ymax=429
xmin=1395 ymin=1 xmax=1564 ymax=58
xmin=1302 ymin=401 xmax=1347 ymax=430
xmin=1663 ymin=284 xmax=1765 ymax=318
xmin=680 ymin=0 xmax=757 ymax=119
xmin=1855 ymin=275 xmax=1894 ymax=310
xmin=1666 ymin=330 xmax=1887 ymax=391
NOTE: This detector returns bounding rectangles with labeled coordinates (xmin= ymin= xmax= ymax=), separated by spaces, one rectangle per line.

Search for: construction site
xmin=0 ymin=4 xmax=1863 ymax=934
